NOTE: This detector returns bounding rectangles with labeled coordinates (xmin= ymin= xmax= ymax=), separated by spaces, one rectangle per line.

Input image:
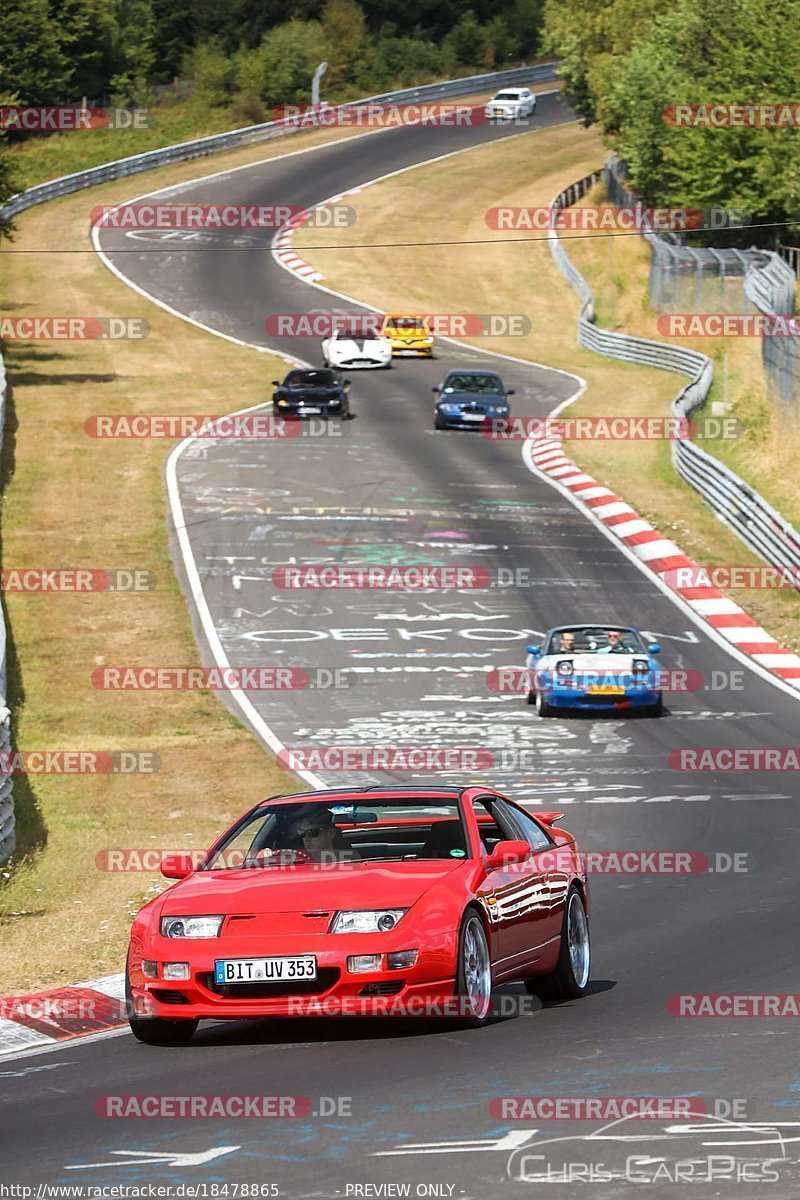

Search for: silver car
xmin=484 ymin=87 xmax=537 ymax=120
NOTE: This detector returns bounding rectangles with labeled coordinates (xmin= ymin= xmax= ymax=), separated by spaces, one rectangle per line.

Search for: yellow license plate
xmin=588 ymin=685 xmax=626 ymax=695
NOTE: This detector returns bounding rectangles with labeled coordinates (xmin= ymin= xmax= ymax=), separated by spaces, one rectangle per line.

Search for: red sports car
xmin=126 ymin=785 xmax=590 ymax=1044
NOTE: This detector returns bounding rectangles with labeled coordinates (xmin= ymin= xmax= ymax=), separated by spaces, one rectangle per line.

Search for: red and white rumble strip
xmin=272 ymin=188 xmax=366 ymax=283
xmin=526 ymin=436 xmax=800 ymax=688
xmin=0 ymin=973 xmax=126 ymax=1052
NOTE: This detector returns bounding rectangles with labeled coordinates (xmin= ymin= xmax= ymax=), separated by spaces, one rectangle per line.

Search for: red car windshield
xmin=202 ymin=798 xmax=471 ymax=869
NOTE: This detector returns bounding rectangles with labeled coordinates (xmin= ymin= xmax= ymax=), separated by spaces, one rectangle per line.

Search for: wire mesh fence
xmin=603 ymin=157 xmax=800 ymax=408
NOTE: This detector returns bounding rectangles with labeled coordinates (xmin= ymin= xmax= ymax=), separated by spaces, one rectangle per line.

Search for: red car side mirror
xmin=486 ymin=840 xmax=531 ymax=869
xmin=537 ymin=811 xmax=565 ymax=826
xmin=161 ymin=852 xmax=194 ymax=879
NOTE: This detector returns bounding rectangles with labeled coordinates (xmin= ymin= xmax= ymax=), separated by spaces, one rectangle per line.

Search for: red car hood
xmin=161 ymin=861 xmax=463 ymax=916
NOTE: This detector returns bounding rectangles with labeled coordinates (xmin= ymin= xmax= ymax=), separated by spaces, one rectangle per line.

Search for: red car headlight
xmin=330 ymin=909 xmax=407 ymax=934
xmin=160 ymin=915 xmax=224 ymax=939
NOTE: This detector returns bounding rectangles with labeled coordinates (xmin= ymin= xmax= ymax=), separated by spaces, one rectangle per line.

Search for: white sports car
xmin=322 ymin=329 xmax=392 ymax=370
xmin=484 ymin=87 xmax=537 ymax=120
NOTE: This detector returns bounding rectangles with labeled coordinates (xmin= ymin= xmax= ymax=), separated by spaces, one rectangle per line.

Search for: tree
xmin=150 ymin=0 xmax=198 ymax=82
xmin=186 ymin=38 xmax=233 ymax=107
xmin=321 ymin=0 xmax=374 ymax=90
xmin=0 ymin=0 xmax=70 ymax=104
xmin=542 ymin=0 xmax=660 ymax=125
xmin=0 ymin=144 xmax=17 ymax=238
xmin=442 ymin=13 xmax=486 ymax=72
xmin=107 ymin=0 xmax=156 ymax=105
xmin=235 ymin=20 xmax=327 ymax=107
xmin=369 ymin=33 xmax=444 ymax=89
xmin=0 ymin=63 xmax=18 ymax=238
xmin=55 ymin=0 xmax=118 ymax=100
xmin=606 ymin=0 xmax=800 ymax=230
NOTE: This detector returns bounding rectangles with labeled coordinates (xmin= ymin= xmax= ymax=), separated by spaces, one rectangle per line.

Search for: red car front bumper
xmin=128 ymin=928 xmax=461 ymax=1021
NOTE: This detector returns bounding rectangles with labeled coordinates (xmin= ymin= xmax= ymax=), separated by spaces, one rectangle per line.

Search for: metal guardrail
xmin=547 ymin=169 xmax=800 ymax=579
xmin=0 ymin=62 xmax=559 ymax=863
xmin=0 ymin=353 xmax=12 ymax=863
xmin=0 ymin=63 xmax=558 ymax=222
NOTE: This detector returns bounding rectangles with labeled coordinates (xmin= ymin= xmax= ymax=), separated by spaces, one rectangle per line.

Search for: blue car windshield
xmin=442 ymin=375 xmax=504 ymax=394
xmin=546 ymin=627 xmax=644 ymax=654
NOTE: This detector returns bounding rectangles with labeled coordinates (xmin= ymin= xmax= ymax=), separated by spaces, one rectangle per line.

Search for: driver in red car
xmin=290 ymin=805 xmax=361 ymax=864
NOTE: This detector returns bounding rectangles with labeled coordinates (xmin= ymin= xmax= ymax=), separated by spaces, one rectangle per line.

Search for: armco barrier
xmin=0 ymin=63 xmax=558 ymax=863
xmin=0 ymin=351 xmax=12 ymax=863
xmin=547 ymin=169 xmax=800 ymax=578
xmin=0 ymin=64 xmax=558 ymax=222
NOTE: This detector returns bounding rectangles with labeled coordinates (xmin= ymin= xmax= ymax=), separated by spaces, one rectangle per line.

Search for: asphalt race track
xmin=4 ymin=92 xmax=800 ymax=1198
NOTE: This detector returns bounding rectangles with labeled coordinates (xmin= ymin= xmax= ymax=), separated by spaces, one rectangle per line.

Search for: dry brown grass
xmin=0 ymin=122 xmax=390 ymax=992
xmin=294 ymin=121 xmax=800 ymax=652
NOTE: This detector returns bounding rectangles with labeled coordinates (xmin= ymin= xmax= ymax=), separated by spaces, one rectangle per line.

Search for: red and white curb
xmin=272 ymin=225 xmax=325 ymax=282
xmin=528 ymin=435 xmax=800 ymax=687
xmin=0 ymin=972 xmax=126 ymax=1053
xmin=272 ymin=187 xmax=368 ymax=284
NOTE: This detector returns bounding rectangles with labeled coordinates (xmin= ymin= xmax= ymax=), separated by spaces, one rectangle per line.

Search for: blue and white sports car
xmin=525 ymin=624 xmax=663 ymax=717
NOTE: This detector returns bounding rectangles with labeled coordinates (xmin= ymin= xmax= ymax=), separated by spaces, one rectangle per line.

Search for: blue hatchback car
xmin=525 ymin=624 xmax=663 ymax=717
xmin=433 ymin=369 xmax=514 ymax=430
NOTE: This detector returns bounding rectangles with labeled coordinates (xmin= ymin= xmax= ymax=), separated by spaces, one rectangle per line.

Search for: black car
xmin=272 ymin=367 xmax=352 ymax=418
xmin=432 ymin=369 xmax=514 ymax=430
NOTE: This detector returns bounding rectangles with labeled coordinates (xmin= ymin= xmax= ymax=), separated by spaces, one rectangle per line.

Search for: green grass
xmin=5 ymin=98 xmax=269 ymax=193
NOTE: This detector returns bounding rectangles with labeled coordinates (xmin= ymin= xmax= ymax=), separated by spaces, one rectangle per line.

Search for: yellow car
xmin=381 ymin=313 xmax=435 ymax=357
